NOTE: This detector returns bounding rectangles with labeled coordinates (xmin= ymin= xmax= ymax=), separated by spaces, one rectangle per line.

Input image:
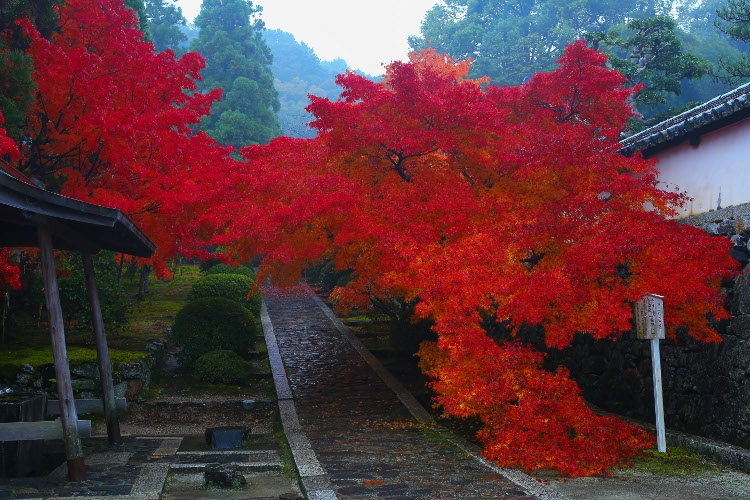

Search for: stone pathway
xmin=0 ymin=434 xmax=301 ymax=499
xmin=262 ymin=284 xmax=557 ymax=500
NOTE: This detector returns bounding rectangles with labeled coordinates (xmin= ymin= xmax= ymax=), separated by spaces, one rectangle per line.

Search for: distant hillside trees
xmin=264 ymin=29 xmax=348 ymax=138
xmin=144 ymin=0 xmax=187 ymax=53
xmin=413 ymin=0 xmax=750 ymax=124
xmin=190 ymin=0 xmax=282 ymax=149
xmin=409 ymin=0 xmax=640 ymax=87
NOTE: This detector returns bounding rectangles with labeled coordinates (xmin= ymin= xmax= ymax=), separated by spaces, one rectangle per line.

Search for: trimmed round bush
xmin=171 ymin=297 xmax=257 ymax=368
xmin=205 ymin=263 xmax=255 ymax=279
xmin=194 ymin=350 xmax=248 ymax=384
xmin=188 ymin=274 xmax=261 ymax=316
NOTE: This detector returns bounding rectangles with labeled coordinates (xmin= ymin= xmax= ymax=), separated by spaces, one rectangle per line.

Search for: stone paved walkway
xmin=263 ymin=284 xmax=550 ymax=500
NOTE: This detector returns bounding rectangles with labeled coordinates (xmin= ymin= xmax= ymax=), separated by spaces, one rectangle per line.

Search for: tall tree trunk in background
xmin=1 ymin=291 xmax=7 ymax=345
xmin=117 ymin=252 xmax=124 ymax=286
xmin=138 ymin=264 xmax=150 ymax=298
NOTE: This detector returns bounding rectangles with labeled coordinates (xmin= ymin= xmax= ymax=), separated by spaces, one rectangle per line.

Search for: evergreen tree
xmin=125 ymin=0 xmax=151 ymax=41
xmin=715 ymin=0 xmax=750 ymax=82
xmin=144 ymin=0 xmax=187 ymax=53
xmin=409 ymin=0 xmax=641 ymax=87
xmin=0 ymin=0 xmax=59 ymax=140
xmin=587 ymin=17 xmax=707 ymax=120
xmin=190 ymin=0 xmax=282 ymax=149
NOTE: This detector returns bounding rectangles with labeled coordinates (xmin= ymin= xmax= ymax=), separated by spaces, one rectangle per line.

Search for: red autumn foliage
xmin=0 ymin=248 xmax=21 ymax=292
xmin=211 ymin=42 xmax=738 ymax=475
xmin=8 ymin=0 xmax=238 ymax=276
xmin=0 ymin=111 xmax=19 ymax=161
xmin=0 ymin=0 xmax=737 ymax=476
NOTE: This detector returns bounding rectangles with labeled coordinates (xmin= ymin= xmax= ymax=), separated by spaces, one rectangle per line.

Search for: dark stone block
xmin=242 ymin=399 xmax=274 ymax=410
xmin=718 ymin=219 xmax=736 ymax=236
xmin=120 ymin=362 xmax=143 ymax=380
xmin=278 ymin=494 xmax=304 ymax=500
xmin=733 ymin=316 xmax=750 ymax=340
xmin=0 ymin=393 xmax=47 ymax=477
xmin=204 ymin=426 xmax=251 ymax=449
xmin=730 ymin=246 xmax=750 ymax=264
xmin=204 ymin=464 xmax=246 ymax=489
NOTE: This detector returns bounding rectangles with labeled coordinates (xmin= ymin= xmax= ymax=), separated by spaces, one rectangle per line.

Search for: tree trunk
xmin=116 ymin=252 xmax=124 ymax=286
xmin=138 ymin=264 xmax=151 ymax=298
xmin=1 ymin=291 xmax=7 ymax=346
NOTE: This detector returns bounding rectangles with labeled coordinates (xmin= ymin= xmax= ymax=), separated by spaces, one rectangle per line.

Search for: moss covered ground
xmin=0 ymin=265 xmax=202 ymax=382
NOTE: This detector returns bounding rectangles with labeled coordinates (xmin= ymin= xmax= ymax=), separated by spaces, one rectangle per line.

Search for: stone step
xmin=169 ymin=460 xmax=282 ymax=474
xmin=173 ymin=449 xmax=281 ymax=465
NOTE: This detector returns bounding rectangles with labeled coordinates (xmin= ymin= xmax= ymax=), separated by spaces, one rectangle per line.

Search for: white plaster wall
xmin=651 ymin=116 xmax=750 ymax=218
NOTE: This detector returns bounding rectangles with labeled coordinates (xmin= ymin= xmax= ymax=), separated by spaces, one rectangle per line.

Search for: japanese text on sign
xmin=635 ymin=294 xmax=665 ymax=340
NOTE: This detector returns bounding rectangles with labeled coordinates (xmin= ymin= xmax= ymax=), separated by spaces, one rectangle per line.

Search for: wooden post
xmin=635 ymin=293 xmax=667 ymax=453
xmin=35 ymin=218 xmax=86 ymax=481
xmin=651 ymin=336 xmax=667 ymax=452
xmin=82 ymin=251 xmax=122 ymax=445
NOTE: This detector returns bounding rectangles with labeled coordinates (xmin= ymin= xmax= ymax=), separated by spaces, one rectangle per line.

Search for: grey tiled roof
xmin=619 ymin=82 xmax=750 ymax=156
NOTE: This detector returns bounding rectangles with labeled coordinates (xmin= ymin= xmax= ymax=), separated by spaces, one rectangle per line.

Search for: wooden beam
xmin=0 ymin=420 xmax=91 ymax=441
xmin=82 ymin=251 xmax=122 ymax=445
xmin=46 ymin=398 xmax=127 ymax=417
xmin=35 ymin=217 xmax=86 ymax=481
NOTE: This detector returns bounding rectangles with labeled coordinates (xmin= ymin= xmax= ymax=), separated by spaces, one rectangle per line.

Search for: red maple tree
xmin=9 ymin=0 xmax=238 ymax=275
xmin=211 ymin=42 xmax=737 ymax=475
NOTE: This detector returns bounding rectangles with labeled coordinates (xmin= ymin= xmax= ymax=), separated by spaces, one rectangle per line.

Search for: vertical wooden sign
xmin=635 ymin=293 xmax=666 ymax=453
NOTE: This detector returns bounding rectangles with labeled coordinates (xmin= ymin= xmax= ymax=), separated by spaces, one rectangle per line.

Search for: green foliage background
xmin=189 ymin=0 xmax=282 ymax=149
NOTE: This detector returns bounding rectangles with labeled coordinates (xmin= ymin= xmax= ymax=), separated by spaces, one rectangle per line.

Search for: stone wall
xmin=10 ymin=340 xmax=166 ymax=401
xmin=540 ymin=202 xmax=750 ymax=448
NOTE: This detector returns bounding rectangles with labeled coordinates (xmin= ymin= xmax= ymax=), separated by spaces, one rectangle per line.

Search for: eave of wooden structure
xmin=0 ymin=168 xmax=154 ymax=256
xmin=0 ymin=167 xmax=155 ymax=481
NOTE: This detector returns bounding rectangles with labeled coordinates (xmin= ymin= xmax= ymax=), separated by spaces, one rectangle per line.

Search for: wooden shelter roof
xmin=0 ymin=168 xmax=155 ymax=257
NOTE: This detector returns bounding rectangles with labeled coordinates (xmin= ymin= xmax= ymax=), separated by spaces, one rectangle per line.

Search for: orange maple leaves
xmin=214 ymin=42 xmax=737 ymax=475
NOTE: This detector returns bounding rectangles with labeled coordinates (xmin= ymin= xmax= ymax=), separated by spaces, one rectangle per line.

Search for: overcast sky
xmin=174 ymin=0 xmax=440 ymax=76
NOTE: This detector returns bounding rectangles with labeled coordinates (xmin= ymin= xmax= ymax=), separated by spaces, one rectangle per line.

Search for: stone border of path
xmin=302 ymin=284 xmax=571 ymax=500
xmin=260 ymin=300 xmax=338 ymax=500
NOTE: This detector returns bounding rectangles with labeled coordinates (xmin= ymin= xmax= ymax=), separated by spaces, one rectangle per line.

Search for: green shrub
xmin=31 ymin=250 xmax=130 ymax=329
xmin=171 ymin=297 xmax=257 ymax=368
xmin=188 ymin=274 xmax=261 ymax=316
xmin=194 ymin=350 xmax=248 ymax=384
xmin=306 ymin=259 xmax=351 ymax=294
xmin=204 ymin=263 xmax=255 ymax=279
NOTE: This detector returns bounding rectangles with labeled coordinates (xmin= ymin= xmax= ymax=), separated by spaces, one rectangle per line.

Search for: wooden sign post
xmin=635 ymin=293 xmax=667 ymax=453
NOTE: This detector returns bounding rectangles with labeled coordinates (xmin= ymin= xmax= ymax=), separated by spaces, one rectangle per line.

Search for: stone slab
xmin=131 ymin=462 xmax=170 ymax=496
xmin=152 ymin=437 xmax=182 ymax=456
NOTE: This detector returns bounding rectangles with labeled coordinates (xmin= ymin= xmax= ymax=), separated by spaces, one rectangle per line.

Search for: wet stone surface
xmin=0 ymin=437 xmax=163 ymax=498
xmin=264 ymin=285 xmax=538 ymax=499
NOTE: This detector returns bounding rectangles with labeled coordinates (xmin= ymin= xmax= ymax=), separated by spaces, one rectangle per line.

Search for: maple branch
xmin=377 ymin=144 xmax=439 ymax=182
xmin=128 ymin=201 xmax=162 ymax=216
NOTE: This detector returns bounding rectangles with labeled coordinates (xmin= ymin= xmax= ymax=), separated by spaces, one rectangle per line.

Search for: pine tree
xmin=0 ymin=0 xmax=59 ymax=140
xmin=715 ymin=0 xmax=750 ymax=82
xmin=190 ymin=0 xmax=282 ymax=149
xmin=144 ymin=0 xmax=188 ymax=53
